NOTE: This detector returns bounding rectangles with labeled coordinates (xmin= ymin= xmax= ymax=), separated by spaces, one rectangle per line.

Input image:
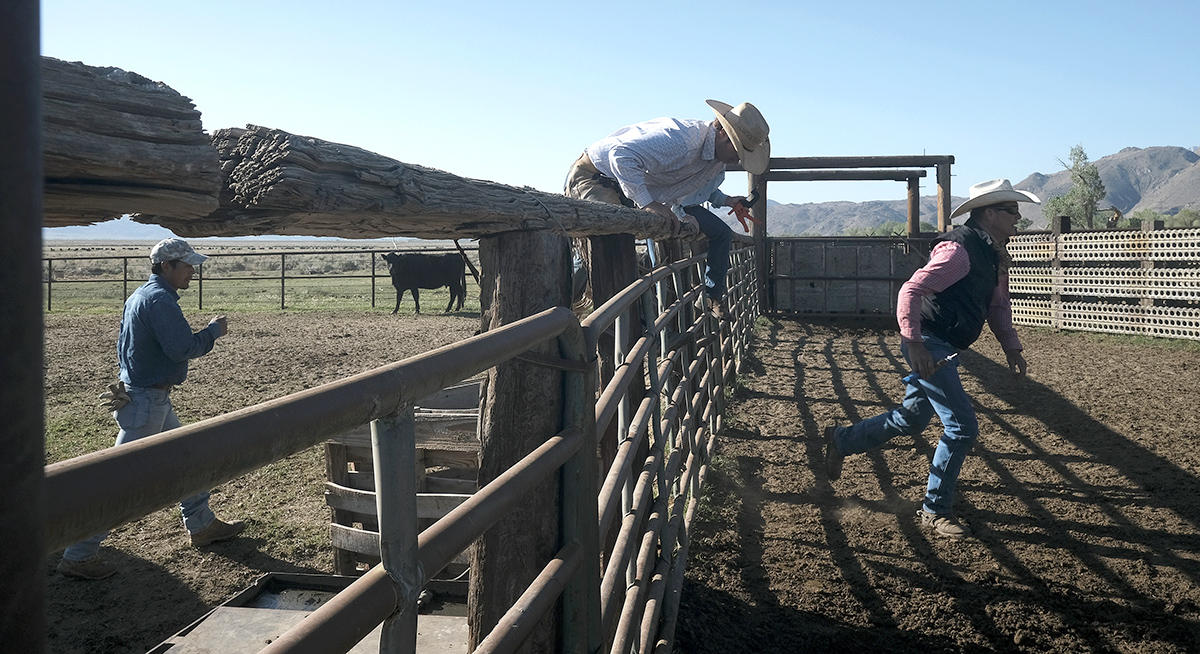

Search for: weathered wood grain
xmin=43 ymin=57 xmax=692 ymax=240
xmin=139 ymin=125 xmax=688 ymax=240
xmin=41 ymin=57 xmax=220 ymax=226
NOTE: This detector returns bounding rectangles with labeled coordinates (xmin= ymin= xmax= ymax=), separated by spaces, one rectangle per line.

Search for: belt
xmin=150 ymin=383 xmax=174 ymax=392
xmin=574 ymin=151 xmax=624 ymax=192
xmin=575 ymin=151 xmax=600 ymax=174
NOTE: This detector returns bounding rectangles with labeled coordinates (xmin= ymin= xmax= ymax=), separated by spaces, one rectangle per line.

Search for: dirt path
xmin=676 ymin=318 xmax=1200 ymax=653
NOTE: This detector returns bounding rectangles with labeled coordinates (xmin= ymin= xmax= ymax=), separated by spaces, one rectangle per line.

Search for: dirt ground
xmin=676 ymin=318 xmax=1200 ymax=653
xmin=43 ymin=309 xmax=481 ymax=653
xmin=43 ymin=311 xmax=1200 ymax=653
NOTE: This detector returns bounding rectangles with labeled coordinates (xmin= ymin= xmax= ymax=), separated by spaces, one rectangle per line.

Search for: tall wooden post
xmin=936 ymin=163 xmax=952 ymax=232
xmin=0 ymin=2 xmax=45 ymax=651
xmin=906 ymin=176 xmax=920 ymax=235
xmin=470 ymin=230 xmax=572 ymax=651
xmin=587 ymin=235 xmax=641 ymax=488
xmin=749 ymin=173 xmax=769 ymax=311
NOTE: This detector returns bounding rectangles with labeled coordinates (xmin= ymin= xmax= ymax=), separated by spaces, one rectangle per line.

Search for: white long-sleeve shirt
xmin=585 ymin=117 xmax=727 ymax=212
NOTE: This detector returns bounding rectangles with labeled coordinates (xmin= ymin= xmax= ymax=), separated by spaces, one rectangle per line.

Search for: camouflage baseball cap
xmin=149 ymin=238 xmax=208 ymax=265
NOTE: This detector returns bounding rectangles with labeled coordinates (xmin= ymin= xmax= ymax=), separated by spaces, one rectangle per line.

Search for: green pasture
xmin=43 ymin=275 xmax=482 ymax=315
xmin=42 ymin=248 xmax=483 ymax=315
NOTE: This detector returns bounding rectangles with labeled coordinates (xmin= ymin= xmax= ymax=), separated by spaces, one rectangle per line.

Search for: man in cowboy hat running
xmin=57 ymin=238 xmax=245 ymax=580
xmin=564 ymin=100 xmax=770 ymax=318
xmin=822 ymin=179 xmax=1037 ymax=539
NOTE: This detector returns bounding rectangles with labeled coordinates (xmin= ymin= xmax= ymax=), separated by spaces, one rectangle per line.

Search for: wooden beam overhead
xmin=763 ymin=169 xmax=928 ymax=182
xmin=728 ymin=155 xmax=954 ymax=172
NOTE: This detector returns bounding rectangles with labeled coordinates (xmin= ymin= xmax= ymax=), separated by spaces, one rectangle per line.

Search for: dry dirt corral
xmin=43 ymin=311 xmax=1200 ymax=653
xmin=676 ymin=319 xmax=1200 ymax=654
xmin=43 ymin=309 xmax=480 ymax=653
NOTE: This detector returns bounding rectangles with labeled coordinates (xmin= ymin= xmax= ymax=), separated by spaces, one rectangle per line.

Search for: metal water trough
xmin=148 ymin=572 xmax=467 ymax=653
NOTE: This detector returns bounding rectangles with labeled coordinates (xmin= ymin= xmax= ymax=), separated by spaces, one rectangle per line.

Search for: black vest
xmin=919 ymin=224 xmax=999 ymax=349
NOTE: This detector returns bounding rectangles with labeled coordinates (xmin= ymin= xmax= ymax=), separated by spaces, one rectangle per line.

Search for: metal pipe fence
xmin=41 ymin=242 xmax=760 ymax=653
xmin=41 ymin=245 xmax=479 ymax=311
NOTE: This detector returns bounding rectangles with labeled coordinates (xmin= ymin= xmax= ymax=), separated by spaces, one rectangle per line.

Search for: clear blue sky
xmin=41 ymin=0 xmax=1199 ymax=209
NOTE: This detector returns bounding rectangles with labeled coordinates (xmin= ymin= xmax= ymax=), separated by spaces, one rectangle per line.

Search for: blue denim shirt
xmin=117 ymin=274 xmax=220 ymax=387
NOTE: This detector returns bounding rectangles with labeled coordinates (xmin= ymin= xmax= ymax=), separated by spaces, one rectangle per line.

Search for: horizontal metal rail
xmin=43 ymin=306 xmax=575 ymax=551
xmin=474 ymin=542 xmax=583 ymax=654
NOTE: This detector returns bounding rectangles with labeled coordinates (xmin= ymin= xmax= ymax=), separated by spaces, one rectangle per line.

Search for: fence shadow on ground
xmin=681 ymin=317 xmax=1200 ymax=653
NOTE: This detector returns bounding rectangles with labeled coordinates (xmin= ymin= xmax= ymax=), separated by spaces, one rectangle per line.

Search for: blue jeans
xmin=682 ymin=205 xmax=732 ymax=299
xmin=62 ymin=386 xmax=215 ymax=561
xmin=831 ymin=334 xmax=979 ymax=515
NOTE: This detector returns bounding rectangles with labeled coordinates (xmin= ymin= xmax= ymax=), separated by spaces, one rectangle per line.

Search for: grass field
xmin=42 ymin=241 xmax=482 ymax=315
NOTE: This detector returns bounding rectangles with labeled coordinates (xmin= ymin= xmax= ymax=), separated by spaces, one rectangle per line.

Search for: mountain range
xmin=765 ymin=145 xmax=1200 ymax=235
xmin=45 ymin=146 xmax=1200 ymax=240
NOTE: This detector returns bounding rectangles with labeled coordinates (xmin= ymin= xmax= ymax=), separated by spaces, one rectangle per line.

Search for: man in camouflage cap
xmin=58 ymin=238 xmax=244 ymax=579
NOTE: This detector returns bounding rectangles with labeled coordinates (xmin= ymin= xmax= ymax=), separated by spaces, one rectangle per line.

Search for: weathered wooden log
xmin=41 ymin=57 xmax=220 ymax=226
xmin=138 ymin=125 xmax=687 ymax=240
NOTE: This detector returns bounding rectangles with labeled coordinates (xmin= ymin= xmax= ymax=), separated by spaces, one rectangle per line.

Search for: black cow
xmin=381 ymin=252 xmax=466 ymax=314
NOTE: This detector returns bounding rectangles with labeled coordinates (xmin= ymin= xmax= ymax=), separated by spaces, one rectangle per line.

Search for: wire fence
xmin=41 ymin=245 xmax=481 ymax=312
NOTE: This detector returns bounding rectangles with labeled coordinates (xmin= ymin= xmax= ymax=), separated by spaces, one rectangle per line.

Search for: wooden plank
xmin=762 ymin=155 xmax=954 ymax=169
xmin=324 ymin=482 xmax=471 ymax=520
xmin=764 ymin=169 xmax=926 ymax=182
xmin=424 ymin=476 xmax=478 ymax=494
xmin=333 ymin=418 xmax=480 ymax=452
xmin=330 ymin=524 xmax=470 ymax=564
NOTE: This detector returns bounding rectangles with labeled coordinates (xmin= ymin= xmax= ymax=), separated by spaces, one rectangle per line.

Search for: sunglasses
xmin=991 ymin=206 xmax=1021 ymax=216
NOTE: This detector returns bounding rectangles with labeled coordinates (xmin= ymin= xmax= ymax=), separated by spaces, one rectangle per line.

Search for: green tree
xmin=1167 ymin=208 xmax=1200 ymax=229
xmin=1042 ymin=145 xmax=1107 ymax=228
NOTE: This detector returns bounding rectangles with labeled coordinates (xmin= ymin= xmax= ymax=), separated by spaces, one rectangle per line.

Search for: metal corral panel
xmin=772 ymin=238 xmax=925 ymax=315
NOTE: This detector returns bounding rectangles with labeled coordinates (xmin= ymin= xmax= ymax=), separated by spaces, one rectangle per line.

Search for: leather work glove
xmin=99 ymin=381 xmax=131 ymax=412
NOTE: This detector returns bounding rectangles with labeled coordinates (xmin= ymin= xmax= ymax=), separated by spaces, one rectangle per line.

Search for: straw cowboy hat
xmin=950 ymin=179 xmax=1041 ymax=219
xmin=706 ymin=100 xmax=771 ymax=175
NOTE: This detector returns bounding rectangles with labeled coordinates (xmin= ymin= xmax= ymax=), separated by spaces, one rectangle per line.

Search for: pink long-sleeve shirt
xmin=896 ymin=241 xmax=1023 ymax=352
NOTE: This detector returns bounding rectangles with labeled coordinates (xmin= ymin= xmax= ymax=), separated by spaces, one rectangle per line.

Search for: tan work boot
xmin=917 ymin=510 xmax=971 ymax=539
xmin=57 ymin=556 xmax=117 ymax=580
xmin=823 ymin=426 xmax=844 ymax=480
xmin=190 ymin=517 xmax=246 ymax=547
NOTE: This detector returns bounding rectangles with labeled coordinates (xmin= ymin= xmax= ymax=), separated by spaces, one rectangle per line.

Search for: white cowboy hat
xmin=706 ymin=100 xmax=771 ymax=175
xmin=950 ymin=178 xmax=1041 ymax=219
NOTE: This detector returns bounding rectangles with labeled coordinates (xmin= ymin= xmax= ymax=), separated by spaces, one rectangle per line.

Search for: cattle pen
xmin=9 ymin=33 xmax=1200 ymax=654
xmin=39 ymin=244 xmax=481 ymax=312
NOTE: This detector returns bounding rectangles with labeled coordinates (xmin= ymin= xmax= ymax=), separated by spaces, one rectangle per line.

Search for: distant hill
xmin=767 ymin=146 xmax=1200 ymax=235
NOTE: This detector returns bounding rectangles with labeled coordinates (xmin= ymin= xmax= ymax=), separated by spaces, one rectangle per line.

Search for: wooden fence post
xmin=749 ymin=173 xmax=769 ymax=311
xmin=906 ymin=176 xmax=920 ymax=235
xmin=0 ymin=3 xmax=45 ymax=650
xmin=470 ymin=230 xmax=572 ymax=652
xmin=936 ymin=163 xmax=951 ymax=232
xmin=587 ymin=234 xmax=642 ymax=511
